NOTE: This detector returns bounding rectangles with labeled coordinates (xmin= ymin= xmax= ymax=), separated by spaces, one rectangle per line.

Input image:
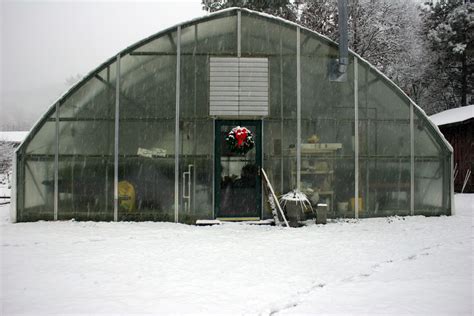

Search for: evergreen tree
xmin=421 ymin=0 xmax=473 ymax=111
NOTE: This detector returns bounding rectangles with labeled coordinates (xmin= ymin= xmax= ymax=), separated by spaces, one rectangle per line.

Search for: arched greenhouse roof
xmin=18 ymin=7 xmax=451 ymax=154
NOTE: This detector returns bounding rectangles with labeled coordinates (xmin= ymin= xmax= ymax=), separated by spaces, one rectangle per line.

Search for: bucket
xmin=337 ymin=202 xmax=349 ymax=212
xmin=350 ymin=197 xmax=363 ymax=212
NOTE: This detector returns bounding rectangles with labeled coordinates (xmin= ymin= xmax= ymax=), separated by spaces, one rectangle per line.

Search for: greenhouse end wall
xmin=13 ymin=8 xmax=452 ymax=223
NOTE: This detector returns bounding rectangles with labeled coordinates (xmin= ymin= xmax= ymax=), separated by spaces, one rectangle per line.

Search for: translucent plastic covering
xmin=357 ymin=63 xmax=412 ymax=217
xmin=15 ymin=8 xmax=452 ymax=222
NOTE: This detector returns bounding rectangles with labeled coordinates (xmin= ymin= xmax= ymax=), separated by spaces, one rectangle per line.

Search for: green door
xmin=215 ymin=120 xmax=262 ymax=220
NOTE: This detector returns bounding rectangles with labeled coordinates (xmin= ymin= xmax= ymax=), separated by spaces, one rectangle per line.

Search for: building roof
xmin=0 ymin=131 xmax=29 ymax=143
xmin=429 ymin=104 xmax=474 ymax=126
xmin=14 ymin=7 xmax=452 ymax=155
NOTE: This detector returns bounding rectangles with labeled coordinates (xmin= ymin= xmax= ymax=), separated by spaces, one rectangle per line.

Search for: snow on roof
xmin=0 ymin=131 xmax=29 ymax=143
xmin=429 ymin=104 xmax=474 ymax=126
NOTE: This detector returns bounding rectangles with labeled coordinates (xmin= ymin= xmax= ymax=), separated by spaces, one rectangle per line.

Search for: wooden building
xmin=430 ymin=105 xmax=473 ymax=193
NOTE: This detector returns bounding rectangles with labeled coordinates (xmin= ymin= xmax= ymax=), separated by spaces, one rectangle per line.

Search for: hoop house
xmin=12 ymin=8 xmax=453 ymax=223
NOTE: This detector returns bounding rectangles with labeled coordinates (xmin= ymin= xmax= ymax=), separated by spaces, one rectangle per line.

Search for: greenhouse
xmin=12 ymin=8 xmax=453 ymax=223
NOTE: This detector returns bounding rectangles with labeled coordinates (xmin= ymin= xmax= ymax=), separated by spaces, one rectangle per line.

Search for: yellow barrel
xmin=118 ymin=180 xmax=136 ymax=212
xmin=350 ymin=197 xmax=363 ymax=213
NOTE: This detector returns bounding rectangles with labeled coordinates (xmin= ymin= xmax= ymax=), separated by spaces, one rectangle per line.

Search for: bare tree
xmin=0 ymin=141 xmax=15 ymax=179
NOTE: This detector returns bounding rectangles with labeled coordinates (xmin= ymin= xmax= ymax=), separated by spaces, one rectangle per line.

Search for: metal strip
xmin=174 ymin=26 xmax=181 ymax=223
xmin=11 ymin=151 xmax=17 ymax=222
xmin=354 ymin=58 xmax=359 ymax=219
xmin=114 ymin=55 xmax=121 ymax=222
xmin=261 ymin=119 xmax=264 ymax=219
xmin=105 ymin=66 xmax=110 ymax=214
xmin=450 ymin=153 xmax=455 ymax=215
xmin=296 ymin=27 xmax=301 ymax=190
xmin=54 ymin=102 xmax=59 ymax=220
xmin=280 ymin=35 xmax=284 ymax=193
xmin=237 ymin=10 xmax=241 ymax=58
xmin=212 ymin=118 xmax=215 ymax=219
xmin=193 ymin=25 xmax=197 ymax=215
xmin=410 ymin=102 xmax=415 ymax=216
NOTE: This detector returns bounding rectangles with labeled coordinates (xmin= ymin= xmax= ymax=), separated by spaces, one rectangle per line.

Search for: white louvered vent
xmin=210 ymin=57 xmax=268 ymax=117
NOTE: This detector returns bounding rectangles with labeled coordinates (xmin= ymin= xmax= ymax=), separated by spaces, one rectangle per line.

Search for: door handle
xmin=182 ymin=164 xmax=193 ymax=213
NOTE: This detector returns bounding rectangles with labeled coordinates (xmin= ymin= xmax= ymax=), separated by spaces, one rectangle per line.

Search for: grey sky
xmin=0 ymin=0 xmax=203 ymax=130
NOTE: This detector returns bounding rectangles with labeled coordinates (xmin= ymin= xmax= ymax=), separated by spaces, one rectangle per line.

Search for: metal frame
xmin=279 ymin=35 xmax=284 ymax=194
xmin=212 ymin=118 xmax=216 ymax=219
xmin=174 ymin=26 xmax=181 ymax=223
xmin=451 ymin=153 xmax=455 ymax=215
xmin=410 ymin=102 xmax=415 ymax=215
xmin=237 ymin=10 xmax=241 ymax=57
xmin=10 ymin=151 xmax=17 ymax=222
xmin=261 ymin=119 xmax=265 ymax=218
xmin=113 ymin=55 xmax=121 ymax=222
xmin=354 ymin=58 xmax=359 ymax=219
xmin=296 ymin=26 xmax=301 ymax=190
xmin=54 ymin=102 xmax=59 ymax=220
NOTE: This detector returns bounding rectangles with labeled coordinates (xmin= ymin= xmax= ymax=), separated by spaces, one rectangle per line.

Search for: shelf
xmin=287 ymin=143 xmax=342 ymax=155
xmin=319 ymin=191 xmax=334 ymax=195
xmin=289 ymin=143 xmax=340 ymax=216
xmin=299 ymin=170 xmax=334 ymax=175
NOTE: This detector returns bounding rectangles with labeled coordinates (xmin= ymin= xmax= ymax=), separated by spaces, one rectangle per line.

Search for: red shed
xmin=430 ymin=105 xmax=473 ymax=193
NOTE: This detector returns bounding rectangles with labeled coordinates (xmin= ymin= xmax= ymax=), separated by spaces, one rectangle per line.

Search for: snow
xmin=1 ymin=195 xmax=473 ymax=315
xmin=0 ymin=177 xmax=11 ymax=203
xmin=0 ymin=132 xmax=28 ymax=144
xmin=429 ymin=104 xmax=474 ymax=126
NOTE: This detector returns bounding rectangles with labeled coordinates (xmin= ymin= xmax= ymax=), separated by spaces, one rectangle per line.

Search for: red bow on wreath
xmin=234 ymin=127 xmax=248 ymax=147
xmin=226 ymin=126 xmax=255 ymax=155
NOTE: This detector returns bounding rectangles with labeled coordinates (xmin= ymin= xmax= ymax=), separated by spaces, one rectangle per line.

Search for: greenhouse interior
xmin=12 ymin=8 xmax=453 ymax=223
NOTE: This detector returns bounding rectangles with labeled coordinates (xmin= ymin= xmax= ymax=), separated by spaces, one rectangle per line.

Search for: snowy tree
xmin=421 ymin=0 xmax=473 ymax=111
xmin=299 ymin=0 xmax=338 ymax=39
xmin=202 ymin=0 xmax=299 ymax=21
xmin=0 ymin=141 xmax=15 ymax=176
xmin=300 ymin=0 xmax=428 ymax=104
xmin=201 ymin=0 xmax=451 ymax=113
xmin=299 ymin=1 xmax=417 ymax=69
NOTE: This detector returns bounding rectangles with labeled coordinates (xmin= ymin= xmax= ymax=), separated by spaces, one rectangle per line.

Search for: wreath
xmin=226 ymin=126 xmax=255 ymax=155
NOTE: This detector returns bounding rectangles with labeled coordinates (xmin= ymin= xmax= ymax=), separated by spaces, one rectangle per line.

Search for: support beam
xmin=280 ymin=35 xmax=284 ymax=193
xmin=212 ymin=118 xmax=216 ymax=218
xmin=54 ymin=102 xmax=59 ymax=220
xmin=450 ymin=153 xmax=455 ymax=215
xmin=174 ymin=26 xmax=181 ymax=223
xmin=94 ymin=74 xmax=145 ymax=112
xmin=11 ymin=151 xmax=17 ymax=222
xmin=237 ymin=10 xmax=241 ymax=57
xmin=410 ymin=102 xmax=415 ymax=216
xmin=354 ymin=58 xmax=359 ymax=219
xmin=296 ymin=27 xmax=301 ymax=190
xmin=114 ymin=55 xmax=121 ymax=222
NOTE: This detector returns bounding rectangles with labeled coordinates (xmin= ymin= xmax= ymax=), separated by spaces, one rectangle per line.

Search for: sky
xmin=0 ymin=0 xmax=204 ymax=130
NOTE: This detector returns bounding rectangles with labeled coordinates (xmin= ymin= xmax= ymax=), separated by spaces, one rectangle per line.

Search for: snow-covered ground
xmin=1 ymin=195 xmax=472 ymax=315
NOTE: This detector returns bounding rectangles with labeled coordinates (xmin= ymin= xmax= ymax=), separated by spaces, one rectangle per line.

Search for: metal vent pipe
xmin=338 ymin=0 xmax=348 ymax=74
xmin=329 ymin=0 xmax=349 ymax=81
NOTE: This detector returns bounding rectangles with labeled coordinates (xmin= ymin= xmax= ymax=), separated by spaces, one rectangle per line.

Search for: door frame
xmin=214 ymin=120 xmax=262 ymax=219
